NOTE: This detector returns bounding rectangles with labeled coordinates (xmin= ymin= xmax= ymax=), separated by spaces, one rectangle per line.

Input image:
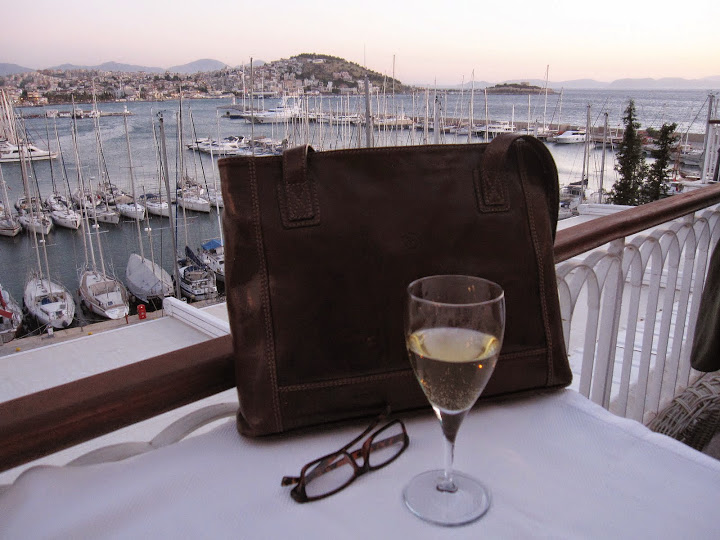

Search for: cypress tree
xmin=639 ymin=122 xmax=678 ymax=203
xmin=609 ymin=99 xmax=648 ymax=205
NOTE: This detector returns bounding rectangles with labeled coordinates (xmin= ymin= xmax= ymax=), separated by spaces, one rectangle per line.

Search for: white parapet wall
xmin=162 ymin=297 xmax=231 ymax=338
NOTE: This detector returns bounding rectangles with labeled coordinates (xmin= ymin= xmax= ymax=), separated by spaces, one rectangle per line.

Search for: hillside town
xmin=0 ymin=54 xmax=407 ymax=106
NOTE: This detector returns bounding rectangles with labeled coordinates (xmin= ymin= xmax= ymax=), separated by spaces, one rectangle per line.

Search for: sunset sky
xmin=5 ymin=0 xmax=717 ymax=85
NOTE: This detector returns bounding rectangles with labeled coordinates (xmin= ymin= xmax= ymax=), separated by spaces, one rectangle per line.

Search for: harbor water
xmin=0 ymin=88 xmax=714 ymax=332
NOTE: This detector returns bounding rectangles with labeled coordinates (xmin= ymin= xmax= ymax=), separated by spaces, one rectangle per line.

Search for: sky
xmin=4 ymin=0 xmax=718 ymax=85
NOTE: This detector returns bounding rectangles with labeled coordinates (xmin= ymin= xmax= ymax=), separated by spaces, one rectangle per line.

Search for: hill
xmin=167 ymin=59 xmax=229 ymax=73
xmin=0 ymin=63 xmax=34 ymax=76
xmin=287 ymin=53 xmax=411 ymax=92
xmin=48 ymin=61 xmax=164 ymax=73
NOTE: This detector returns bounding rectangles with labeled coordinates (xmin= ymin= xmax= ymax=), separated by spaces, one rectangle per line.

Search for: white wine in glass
xmin=404 ymin=275 xmax=505 ymax=526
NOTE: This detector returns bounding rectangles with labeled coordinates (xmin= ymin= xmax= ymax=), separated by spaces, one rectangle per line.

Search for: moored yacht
xmin=176 ymin=183 xmax=211 ymax=213
xmin=554 ymin=129 xmax=587 ymax=144
xmin=199 ymin=239 xmax=225 ymax=284
xmin=0 ymin=139 xmax=58 ymax=163
xmin=23 ymin=274 xmax=75 ymax=329
xmin=246 ymin=98 xmax=301 ymax=124
xmin=79 ymin=269 xmax=130 ymax=320
xmin=139 ymin=193 xmax=170 ymax=218
xmin=116 ymin=201 xmax=146 ymax=221
xmin=49 ymin=207 xmax=81 ymax=230
xmin=177 ymin=247 xmax=218 ymax=302
xmin=125 ymin=253 xmax=174 ymax=307
xmin=18 ymin=211 xmax=53 ymax=235
xmin=0 ymin=213 xmax=21 ymax=237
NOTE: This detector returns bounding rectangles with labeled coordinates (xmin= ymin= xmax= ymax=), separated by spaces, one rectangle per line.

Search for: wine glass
xmin=403 ymin=275 xmax=505 ymax=526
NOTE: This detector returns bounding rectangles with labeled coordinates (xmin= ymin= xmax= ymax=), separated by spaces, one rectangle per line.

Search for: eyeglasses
xmin=281 ymin=413 xmax=409 ymax=503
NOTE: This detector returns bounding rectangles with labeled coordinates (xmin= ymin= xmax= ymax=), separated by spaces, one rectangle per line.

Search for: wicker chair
xmin=647 ymin=372 xmax=720 ymax=453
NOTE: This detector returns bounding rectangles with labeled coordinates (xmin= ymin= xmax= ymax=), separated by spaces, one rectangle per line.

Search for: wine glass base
xmin=403 ymin=469 xmax=491 ymax=526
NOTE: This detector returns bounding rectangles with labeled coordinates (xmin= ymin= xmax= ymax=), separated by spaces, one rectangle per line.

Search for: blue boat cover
xmin=202 ymin=239 xmax=223 ymax=250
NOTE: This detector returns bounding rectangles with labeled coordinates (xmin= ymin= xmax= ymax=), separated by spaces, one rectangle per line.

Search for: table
xmin=1 ymin=390 xmax=719 ymax=538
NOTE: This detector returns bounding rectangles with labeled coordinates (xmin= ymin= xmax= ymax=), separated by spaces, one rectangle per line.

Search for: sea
xmin=1 ymin=88 xmax=716 ymax=331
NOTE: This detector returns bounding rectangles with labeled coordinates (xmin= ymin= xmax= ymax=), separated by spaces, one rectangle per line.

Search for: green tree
xmin=639 ymin=122 xmax=677 ymax=203
xmin=609 ymin=99 xmax=648 ymax=205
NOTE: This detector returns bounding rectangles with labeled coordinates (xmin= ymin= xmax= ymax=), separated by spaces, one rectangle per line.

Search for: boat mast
xmin=157 ymin=113 xmax=182 ymax=299
xmin=14 ymin=106 xmax=52 ymax=287
xmin=599 ymin=112 xmax=608 ymax=204
xmin=71 ymin=107 xmax=96 ymax=271
xmin=468 ymin=71 xmax=475 ymax=144
xmin=250 ymin=58 xmax=254 ymax=151
xmin=364 ymin=75 xmax=372 ymax=147
xmin=43 ymin=115 xmax=59 ymax=198
xmin=580 ymin=104 xmax=591 ymax=202
xmin=123 ymin=112 xmax=144 ymax=260
xmin=434 ymin=81 xmax=440 ymax=145
xmin=18 ymin=128 xmax=45 ymax=283
xmin=89 ymin=91 xmax=108 ymax=274
xmin=52 ymin=117 xmax=75 ymax=208
xmin=483 ymin=88 xmax=489 ymax=143
xmin=542 ymin=65 xmax=549 ymax=134
xmin=177 ymin=96 xmax=190 ymax=250
xmin=701 ymin=94 xmax=716 ymax=183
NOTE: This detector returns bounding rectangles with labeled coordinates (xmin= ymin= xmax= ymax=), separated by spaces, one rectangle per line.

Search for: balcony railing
xmin=2 ymin=183 xmax=720 ymax=473
xmin=557 ymin=197 xmax=720 ymax=423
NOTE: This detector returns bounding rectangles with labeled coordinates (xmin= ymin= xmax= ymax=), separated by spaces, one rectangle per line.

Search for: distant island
xmin=485 ymin=82 xmax=555 ymax=95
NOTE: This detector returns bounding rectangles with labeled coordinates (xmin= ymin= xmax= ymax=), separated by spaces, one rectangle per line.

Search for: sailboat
xmin=174 ymin=102 xmax=217 ymax=302
xmin=90 ymin=94 xmax=143 ymax=223
xmin=197 ymin=141 xmax=226 ymax=285
xmin=123 ymin=114 xmax=173 ymax=307
xmin=0 ymin=164 xmax=21 ymax=237
xmin=176 ymin=177 xmax=211 ymax=213
xmin=4 ymin=97 xmax=54 ymax=236
xmin=140 ymin=120 xmax=171 ymax=218
xmin=175 ymin=96 xmax=210 ymax=214
xmin=19 ymin=134 xmax=75 ymax=329
xmin=0 ymin=282 xmax=22 ymax=343
xmin=23 ymin=272 xmax=75 ymax=330
xmin=70 ymin=112 xmax=130 ymax=321
xmin=17 ymin=204 xmax=52 ymax=235
xmin=44 ymin=115 xmax=81 ymax=231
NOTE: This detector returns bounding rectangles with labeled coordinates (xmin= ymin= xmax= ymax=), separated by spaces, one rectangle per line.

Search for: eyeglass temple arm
xmin=281 ymin=475 xmax=300 ymax=487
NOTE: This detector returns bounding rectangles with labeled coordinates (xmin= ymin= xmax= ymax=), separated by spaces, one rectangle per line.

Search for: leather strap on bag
xmin=482 ymin=134 xmax=560 ymax=238
xmin=280 ymin=144 xmax=320 ymax=228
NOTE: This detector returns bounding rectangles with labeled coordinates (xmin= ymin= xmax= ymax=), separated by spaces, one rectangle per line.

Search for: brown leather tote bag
xmin=219 ymin=134 xmax=570 ymax=436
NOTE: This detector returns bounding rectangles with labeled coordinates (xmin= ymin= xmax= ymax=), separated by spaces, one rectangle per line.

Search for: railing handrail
xmin=554 ymin=183 xmax=720 ymax=262
xmin=0 ymin=335 xmax=234 ymax=473
xmin=2 ymin=185 xmax=720 ymax=473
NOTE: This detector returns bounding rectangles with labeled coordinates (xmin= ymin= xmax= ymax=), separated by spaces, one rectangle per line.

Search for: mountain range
xmin=1 ymin=59 xmax=719 ymax=90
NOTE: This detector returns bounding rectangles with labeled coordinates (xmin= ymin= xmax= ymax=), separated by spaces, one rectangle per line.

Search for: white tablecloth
xmin=1 ymin=390 xmax=719 ymax=539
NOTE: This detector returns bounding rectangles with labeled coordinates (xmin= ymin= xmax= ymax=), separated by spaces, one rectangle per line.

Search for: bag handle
xmin=483 ymin=134 xmax=560 ymax=238
xmin=280 ymin=137 xmax=559 ymax=235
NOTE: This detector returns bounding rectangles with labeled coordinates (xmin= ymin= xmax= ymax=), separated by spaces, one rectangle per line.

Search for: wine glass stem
xmin=438 ymin=435 xmax=458 ymax=493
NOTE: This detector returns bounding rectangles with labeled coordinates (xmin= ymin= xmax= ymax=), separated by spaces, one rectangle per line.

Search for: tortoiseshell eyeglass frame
xmin=281 ymin=413 xmax=409 ymax=503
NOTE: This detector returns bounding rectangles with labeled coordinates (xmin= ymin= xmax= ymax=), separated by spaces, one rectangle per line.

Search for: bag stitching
xmin=277 ymin=348 xmax=550 ymax=392
xmin=249 ymin=158 xmax=283 ymax=431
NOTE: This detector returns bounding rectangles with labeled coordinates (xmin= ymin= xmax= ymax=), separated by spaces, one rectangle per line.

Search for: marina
xmin=0 ymin=88 xmax=717 ymax=341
